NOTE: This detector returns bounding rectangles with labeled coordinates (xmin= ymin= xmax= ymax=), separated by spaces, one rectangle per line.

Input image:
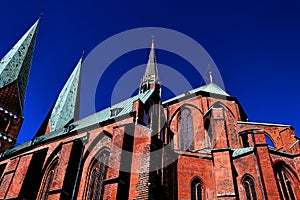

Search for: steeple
xmin=139 ymin=38 xmax=160 ymax=93
xmin=36 ymin=55 xmax=82 ymax=135
xmin=49 ymin=56 xmax=82 ymax=133
xmin=0 ymin=18 xmax=40 ymax=115
xmin=0 ymin=18 xmax=40 ymax=152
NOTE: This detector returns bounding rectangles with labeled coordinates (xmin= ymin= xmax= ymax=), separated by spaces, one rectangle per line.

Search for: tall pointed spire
xmin=49 ymin=57 xmax=82 ymax=132
xmin=0 ymin=19 xmax=40 ymax=115
xmin=139 ymin=38 xmax=159 ymax=93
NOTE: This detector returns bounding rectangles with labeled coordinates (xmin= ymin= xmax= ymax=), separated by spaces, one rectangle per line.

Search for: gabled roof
xmin=198 ymin=83 xmax=229 ymax=96
xmin=0 ymin=19 xmax=39 ymax=110
xmin=48 ymin=57 xmax=82 ymax=132
xmin=163 ymin=82 xmax=229 ymax=104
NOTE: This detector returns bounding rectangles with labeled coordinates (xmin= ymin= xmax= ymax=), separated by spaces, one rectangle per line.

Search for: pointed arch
xmin=168 ymin=104 xmax=203 ymax=150
xmin=273 ymin=161 xmax=299 ymax=200
xmin=210 ymin=101 xmax=236 ymax=118
xmin=191 ymin=176 xmax=204 ymax=200
xmin=168 ymin=103 xmax=203 ymax=128
xmin=264 ymin=134 xmax=275 ymax=148
xmin=241 ymin=174 xmax=257 ymax=200
xmin=84 ymin=148 xmax=110 ymax=200
xmin=37 ymin=158 xmax=58 ymax=200
xmin=238 ymin=129 xmax=277 ymax=148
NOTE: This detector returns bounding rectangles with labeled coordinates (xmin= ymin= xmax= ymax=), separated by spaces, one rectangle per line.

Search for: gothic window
xmin=180 ymin=108 xmax=194 ymax=150
xmin=274 ymin=165 xmax=297 ymax=200
xmin=86 ymin=150 xmax=110 ymax=200
xmin=0 ymin=116 xmax=9 ymax=132
xmin=39 ymin=159 xmax=58 ymax=200
xmin=242 ymin=175 xmax=257 ymax=200
xmin=191 ymin=177 xmax=203 ymax=200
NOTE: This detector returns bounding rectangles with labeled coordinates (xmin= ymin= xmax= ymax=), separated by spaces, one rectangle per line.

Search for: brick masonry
xmin=0 ymin=84 xmax=300 ymax=199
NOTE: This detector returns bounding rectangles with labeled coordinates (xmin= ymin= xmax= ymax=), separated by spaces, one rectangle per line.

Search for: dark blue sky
xmin=1 ymin=0 xmax=300 ymax=144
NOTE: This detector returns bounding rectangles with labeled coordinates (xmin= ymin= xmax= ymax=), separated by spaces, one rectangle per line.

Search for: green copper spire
xmin=0 ymin=19 xmax=39 ymax=111
xmin=49 ymin=57 xmax=82 ymax=132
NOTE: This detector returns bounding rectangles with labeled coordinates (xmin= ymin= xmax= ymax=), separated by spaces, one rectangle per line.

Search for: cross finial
xmin=81 ymin=48 xmax=86 ymax=58
xmin=39 ymin=9 xmax=45 ymax=19
xmin=208 ymin=64 xmax=213 ymax=83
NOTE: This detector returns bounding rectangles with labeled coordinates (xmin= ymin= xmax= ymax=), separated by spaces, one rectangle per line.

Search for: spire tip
xmin=81 ymin=48 xmax=86 ymax=58
xmin=208 ymin=64 xmax=213 ymax=83
xmin=39 ymin=9 xmax=45 ymax=19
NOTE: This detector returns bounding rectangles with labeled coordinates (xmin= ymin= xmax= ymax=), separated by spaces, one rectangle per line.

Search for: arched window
xmin=86 ymin=150 xmax=110 ymax=200
xmin=274 ymin=164 xmax=297 ymax=200
xmin=39 ymin=159 xmax=58 ymax=200
xmin=180 ymin=108 xmax=194 ymax=150
xmin=191 ymin=177 xmax=203 ymax=200
xmin=0 ymin=116 xmax=9 ymax=132
xmin=242 ymin=175 xmax=257 ymax=200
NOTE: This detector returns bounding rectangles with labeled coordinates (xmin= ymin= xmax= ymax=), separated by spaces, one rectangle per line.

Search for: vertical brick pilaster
xmin=128 ymin=125 xmax=151 ymax=200
xmin=213 ymin=150 xmax=236 ymax=200
xmin=253 ymin=132 xmax=281 ymax=199
xmin=103 ymin=126 xmax=126 ymax=200
xmin=0 ymin=158 xmax=19 ymax=199
xmin=47 ymin=142 xmax=73 ymax=199
xmin=211 ymin=107 xmax=228 ymax=149
xmin=5 ymin=154 xmax=32 ymax=199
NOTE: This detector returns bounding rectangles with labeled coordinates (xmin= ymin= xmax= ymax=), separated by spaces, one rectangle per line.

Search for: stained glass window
xmin=180 ymin=108 xmax=194 ymax=150
xmin=274 ymin=165 xmax=296 ymax=200
xmin=86 ymin=151 xmax=109 ymax=200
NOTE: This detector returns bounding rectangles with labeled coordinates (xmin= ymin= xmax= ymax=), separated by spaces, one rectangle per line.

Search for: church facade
xmin=0 ymin=18 xmax=300 ymax=200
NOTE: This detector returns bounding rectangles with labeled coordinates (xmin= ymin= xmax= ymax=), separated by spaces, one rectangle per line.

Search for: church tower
xmin=0 ymin=18 xmax=40 ymax=152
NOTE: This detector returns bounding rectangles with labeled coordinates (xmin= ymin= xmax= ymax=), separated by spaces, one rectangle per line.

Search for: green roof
xmin=72 ymin=89 xmax=154 ymax=131
xmin=0 ymin=19 xmax=39 ymax=109
xmin=1 ymin=89 xmax=155 ymax=157
xmin=49 ymin=58 xmax=82 ymax=132
xmin=232 ymin=147 xmax=254 ymax=158
xmin=163 ymin=83 xmax=229 ymax=104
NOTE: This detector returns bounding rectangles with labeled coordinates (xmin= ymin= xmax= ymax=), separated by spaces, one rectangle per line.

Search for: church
xmin=0 ymin=17 xmax=300 ymax=200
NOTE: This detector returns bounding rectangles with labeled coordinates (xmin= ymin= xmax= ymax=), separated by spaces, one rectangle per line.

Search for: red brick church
xmin=0 ymin=17 xmax=299 ymax=200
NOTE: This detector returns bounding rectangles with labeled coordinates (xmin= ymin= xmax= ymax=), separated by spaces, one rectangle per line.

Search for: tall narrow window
xmin=242 ymin=176 xmax=257 ymax=200
xmin=39 ymin=159 xmax=58 ymax=200
xmin=274 ymin=164 xmax=297 ymax=200
xmin=180 ymin=108 xmax=194 ymax=150
xmin=86 ymin=150 xmax=110 ymax=200
xmin=191 ymin=177 xmax=203 ymax=200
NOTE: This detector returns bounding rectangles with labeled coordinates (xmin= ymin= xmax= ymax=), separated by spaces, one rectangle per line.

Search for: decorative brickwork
xmin=1 ymin=20 xmax=300 ymax=200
